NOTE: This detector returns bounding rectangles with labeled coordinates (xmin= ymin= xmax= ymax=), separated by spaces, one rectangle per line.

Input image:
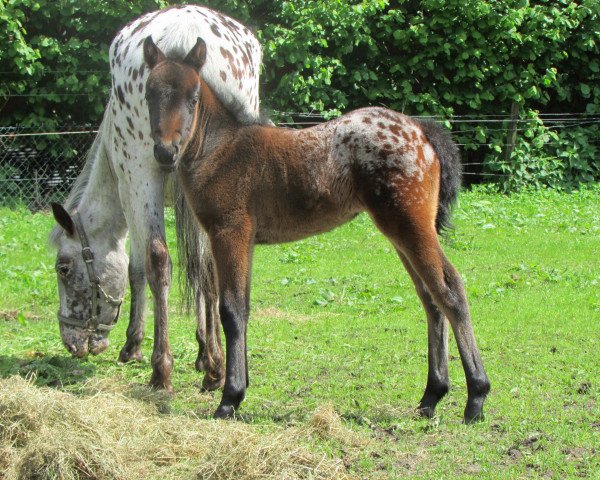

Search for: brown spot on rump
xmin=411 ymin=130 xmax=418 ymax=141
xmin=211 ymin=23 xmax=222 ymax=37
xmin=341 ymin=134 xmax=353 ymax=145
xmin=389 ymin=123 xmax=402 ymax=136
xmin=132 ymin=68 xmax=139 ymax=81
xmin=220 ymin=71 xmax=227 ymax=81
xmin=363 ymin=117 xmax=372 ymax=124
xmin=402 ymin=131 xmax=411 ymax=142
xmin=138 ymin=131 xmax=144 ymax=140
xmin=376 ymin=131 xmax=387 ymax=140
xmin=377 ymin=122 xmax=385 ymax=128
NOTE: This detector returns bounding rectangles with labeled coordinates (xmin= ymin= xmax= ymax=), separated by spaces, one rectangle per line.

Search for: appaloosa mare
xmin=143 ymin=38 xmax=491 ymax=422
xmin=49 ymin=5 xmax=262 ymax=391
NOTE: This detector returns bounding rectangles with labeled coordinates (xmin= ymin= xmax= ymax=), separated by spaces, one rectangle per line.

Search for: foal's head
xmin=143 ymin=36 xmax=207 ymax=171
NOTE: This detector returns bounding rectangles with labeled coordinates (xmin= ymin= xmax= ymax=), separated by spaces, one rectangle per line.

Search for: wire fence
xmin=1 ymin=113 xmax=599 ymax=210
xmin=0 ymin=126 xmax=97 ymax=210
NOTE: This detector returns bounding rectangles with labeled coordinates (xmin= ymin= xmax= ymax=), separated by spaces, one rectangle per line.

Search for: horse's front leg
xmin=146 ymin=226 xmax=174 ymax=392
xmin=209 ymin=220 xmax=253 ymax=419
xmin=120 ymin=174 xmax=174 ymax=392
xmin=118 ymin=243 xmax=147 ymax=363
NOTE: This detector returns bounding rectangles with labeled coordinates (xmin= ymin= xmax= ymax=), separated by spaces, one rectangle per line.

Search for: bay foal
xmin=144 ymin=37 xmax=491 ymax=422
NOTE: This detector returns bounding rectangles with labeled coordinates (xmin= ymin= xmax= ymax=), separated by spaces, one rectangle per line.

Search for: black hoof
xmin=464 ymin=397 xmax=486 ymax=424
xmin=417 ymin=405 xmax=436 ymax=419
xmin=214 ymin=404 xmax=235 ymax=419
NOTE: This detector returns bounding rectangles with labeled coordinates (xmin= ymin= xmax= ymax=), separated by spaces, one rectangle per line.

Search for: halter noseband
xmin=58 ymin=212 xmax=123 ymax=333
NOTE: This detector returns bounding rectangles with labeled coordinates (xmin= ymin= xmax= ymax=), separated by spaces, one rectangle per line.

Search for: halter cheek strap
xmin=58 ymin=212 xmax=123 ymax=333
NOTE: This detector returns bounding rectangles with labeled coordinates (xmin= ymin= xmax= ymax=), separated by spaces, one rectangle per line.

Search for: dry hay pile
xmin=0 ymin=376 xmax=362 ymax=480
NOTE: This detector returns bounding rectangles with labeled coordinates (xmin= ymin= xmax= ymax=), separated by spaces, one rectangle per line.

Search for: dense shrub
xmin=1 ymin=0 xmax=599 ymax=190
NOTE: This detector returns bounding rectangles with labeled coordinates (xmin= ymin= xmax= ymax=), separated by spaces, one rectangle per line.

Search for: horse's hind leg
xmin=397 ymin=251 xmax=450 ymax=418
xmin=371 ymin=202 xmax=490 ymax=422
xmin=398 ymin=233 xmax=489 ymax=422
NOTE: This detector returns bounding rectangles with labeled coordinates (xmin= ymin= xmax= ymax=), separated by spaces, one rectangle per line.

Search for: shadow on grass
xmin=0 ymin=354 xmax=96 ymax=387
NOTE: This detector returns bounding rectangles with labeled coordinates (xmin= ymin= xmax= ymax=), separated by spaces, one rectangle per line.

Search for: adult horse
xmin=143 ymin=38 xmax=491 ymax=422
xmin=49 ymin=5 xmax=262 ymax=392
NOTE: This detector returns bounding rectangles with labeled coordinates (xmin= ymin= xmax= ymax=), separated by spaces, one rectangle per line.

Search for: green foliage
xmin=1 ymin=0 xmax=599 ymax=190
xmin=0 ymin=0 xmax=168 ymax=128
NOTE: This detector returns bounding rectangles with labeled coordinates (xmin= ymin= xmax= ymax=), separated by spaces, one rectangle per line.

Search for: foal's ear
xmin=51 ymin=203 xmax=75 ymax=237
xmin=184 ymin=37 xmax=207 ymax=71
xmin=143 ymin=36 xmax=166 ymax=69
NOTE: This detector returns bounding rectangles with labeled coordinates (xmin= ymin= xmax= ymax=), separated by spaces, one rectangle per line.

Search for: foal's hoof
xmin=464 ymin=399 xmax=486 ymax=424
xmin=464 ymin=409 xmax=485 ymax=424
xmin=213 ymin=404 xmax=235 ymax=420
xmin=416 ymin=405 xmax=436 ymax=419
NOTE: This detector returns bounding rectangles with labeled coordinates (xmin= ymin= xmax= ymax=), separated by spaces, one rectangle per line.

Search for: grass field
xmin=0 ymin=186 xmax=599 ymax=478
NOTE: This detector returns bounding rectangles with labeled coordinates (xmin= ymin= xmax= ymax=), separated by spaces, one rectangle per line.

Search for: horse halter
xmin=57 ymin=212 xmax=123 ymax=333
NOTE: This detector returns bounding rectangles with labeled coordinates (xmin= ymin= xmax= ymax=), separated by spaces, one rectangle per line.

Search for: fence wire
xmin=1 ymin=113 xmax=598 ymax=210
xmin=0 ymin=126 xmax=96 ymax=210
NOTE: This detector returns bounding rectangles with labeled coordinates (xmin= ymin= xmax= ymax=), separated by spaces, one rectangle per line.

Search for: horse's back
xmin=110 ymin=5 xmax=261 ymax=124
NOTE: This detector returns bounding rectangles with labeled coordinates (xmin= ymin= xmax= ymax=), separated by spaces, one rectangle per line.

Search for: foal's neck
xmin=187 ymin=80 xmax=245 ymax=159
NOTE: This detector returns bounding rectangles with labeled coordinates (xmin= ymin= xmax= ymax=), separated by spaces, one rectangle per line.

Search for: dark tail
xmin=419 ymin=120 xmax=462 ymax=234
xmin=172 ymin=178 xmax=218 ymax=315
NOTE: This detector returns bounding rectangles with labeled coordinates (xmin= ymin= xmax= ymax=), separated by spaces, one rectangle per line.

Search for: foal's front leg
xmin=209 ymin=221 xmax=253 ymax=419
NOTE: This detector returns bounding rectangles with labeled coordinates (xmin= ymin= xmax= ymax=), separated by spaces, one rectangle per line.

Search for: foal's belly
xmin=254 ymin=201 xmax=360 ymax=244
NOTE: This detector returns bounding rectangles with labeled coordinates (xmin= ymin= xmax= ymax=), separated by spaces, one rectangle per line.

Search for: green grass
xmin=1 ymin=186 xmax=599 ymax=479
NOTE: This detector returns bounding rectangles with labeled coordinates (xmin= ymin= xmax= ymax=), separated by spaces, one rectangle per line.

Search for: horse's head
xmin=143 ymin=36 xmax=207 ymax=171
xmin=50 ymin=203 xmax=128 ymax=358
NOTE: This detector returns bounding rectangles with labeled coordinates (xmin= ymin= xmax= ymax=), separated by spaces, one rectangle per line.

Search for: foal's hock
xmin=144 ymin=36 xmax=491 ymax=422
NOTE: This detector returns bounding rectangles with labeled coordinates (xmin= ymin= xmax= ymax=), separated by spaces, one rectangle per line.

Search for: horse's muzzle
xmin=153 ymin=143 xmax=178 ymax=171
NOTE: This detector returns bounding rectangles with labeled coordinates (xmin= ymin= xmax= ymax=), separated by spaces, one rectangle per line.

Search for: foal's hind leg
xmin=397 ymin=233 xmax=490 ymax=422
xmin=397 ymin=251 xmax=450 ymax=418
xmin=370 ymin=200 xmax=490 ymax=422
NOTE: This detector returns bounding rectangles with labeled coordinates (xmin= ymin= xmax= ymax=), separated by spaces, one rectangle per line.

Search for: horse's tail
xmin=419 ymin=120 xmax=462 ymax=234
xmin=172 ymin=178 xmax=217 ymax=315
